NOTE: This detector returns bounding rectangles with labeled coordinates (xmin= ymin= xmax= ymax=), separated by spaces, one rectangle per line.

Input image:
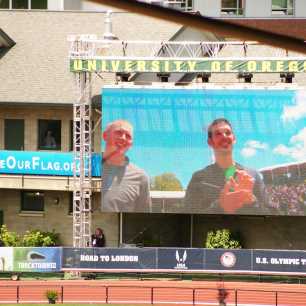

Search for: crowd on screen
xmin=266 ymin=181 xmax=306 ymax=215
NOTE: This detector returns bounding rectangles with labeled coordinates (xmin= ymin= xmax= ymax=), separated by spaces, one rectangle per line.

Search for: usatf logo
xmin=220 ymin=252 xmax=236 ymax=268
xmin=175 ymin=250 xmax=188 ymax=270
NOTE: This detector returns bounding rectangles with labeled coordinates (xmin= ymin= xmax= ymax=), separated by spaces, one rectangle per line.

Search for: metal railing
xmin=1 ymin=284 xmax=306 ymax=305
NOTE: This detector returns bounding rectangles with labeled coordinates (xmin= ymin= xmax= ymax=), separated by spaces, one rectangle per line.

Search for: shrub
xmin=22 ymin=229 xmax=60 ymax=247
xmin=205 ymin=228 xmax=242 ymax=249
xmin=0 ymin=226 xmax=60 ymax=247
xmin=0 ymin=225 xmax=21 ymax=246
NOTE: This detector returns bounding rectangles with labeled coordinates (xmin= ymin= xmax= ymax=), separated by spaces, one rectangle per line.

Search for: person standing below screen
xmin=101 ymin=119 xmax=151 ymax=212
xmin=185 ymin=118 xmax=269 ymax=214
xmin=91 ymin=227 xmax=105 ymax=247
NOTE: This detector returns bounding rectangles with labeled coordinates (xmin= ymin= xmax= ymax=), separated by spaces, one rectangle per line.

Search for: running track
xmin=1 ymin=279 xmax=306 ymax=305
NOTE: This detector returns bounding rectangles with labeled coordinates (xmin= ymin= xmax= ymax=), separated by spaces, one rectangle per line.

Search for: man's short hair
xmin=207 ymin=118 xmax=233 ymax=138
xmin=104 ymin=119 xmax=133 ymax=135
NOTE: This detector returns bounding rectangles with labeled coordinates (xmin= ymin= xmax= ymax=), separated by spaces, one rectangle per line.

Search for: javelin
xmin=88 ymin=0 xmax=306 ymax=55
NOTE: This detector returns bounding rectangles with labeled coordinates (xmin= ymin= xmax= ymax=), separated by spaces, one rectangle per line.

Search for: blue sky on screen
xmin=101 ymin=87 xmax=306 ymax=189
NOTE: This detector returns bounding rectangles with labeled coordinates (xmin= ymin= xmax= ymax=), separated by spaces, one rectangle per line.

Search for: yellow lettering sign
xmin=225 ymin=61 xmax=233 ymax=72
xmin=125 ymin=61 xmax=133 ymax=71
xmin=73 ymin=60 xmax=82 ymax=71
xmin=276 ymin=61 xmax=284 ymax=72
xmin=174 ymin=61 xmax=182 ymax=72
xmin=111 ymin=61 xmax=120 ymax=72
xmin=288 ymin=61 xmax=298 ymax=72
xmin=164 ymin=61 xmax=169 ymax=72
xmin=261 ymin=61 xmax=272 ymax=72
xmin=137 ymin=61 xmax=146 ymax=72
xmin=87 ymin=60 xmax=96 ymax=71
xmin=188 ymin=61 xmax=197 ymax=71
xmin=211 ymin=61 xmax=220 ymax=72
xmin=247 ymin=61 xmax=257 ymax=72
xmin=151 ymin=61 xmax=160 ymax=72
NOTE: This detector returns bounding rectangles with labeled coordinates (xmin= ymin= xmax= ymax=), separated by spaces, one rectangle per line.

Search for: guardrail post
xmin=17 ymin=285 xmax=19 ymax=304
xmin=106 ymin=286 xmax=109 ymax=304
xmin=192 ymin=288 xmax=195 ymax=305
xmin=151 ymin=287 xmax=154 ymax=304
xmin=275 ymin=291 xmax=278 ymax=306
xmin=61 ymin=285 xmax=64 ymax=303
xmin=235 ymin=289 xmax=238 ymax=306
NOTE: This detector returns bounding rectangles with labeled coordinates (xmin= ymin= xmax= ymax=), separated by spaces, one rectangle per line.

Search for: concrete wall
xmin=48 ymin=0 xmax=64 ymax=11
xmin=0 ymin=105 xmax=101 ymax=152
xmin=0 ymin=10 xmax=180 ymax=104
xmin=245 ymin=0 xmax=271 ymax=17
xmin=193 ymin=215 xmax=306 ymax=250
xmin=0 ymin=189 xmax=119 ymax=246
xmin=295 ymin=0 xmax=306 ymax=17
xmin=193 ymin=0 xmax=220 ymax=17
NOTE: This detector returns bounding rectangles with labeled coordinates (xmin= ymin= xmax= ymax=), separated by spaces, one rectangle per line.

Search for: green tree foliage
xmin=205 ymin=229 xmax=242 ymax=249
xmin=151 ymin=172 xmax=183 ymax=191
xmin=22 ymin=229 xmax=60 ymax=247
xmin=0 ymin=225 xmax=21 ymax=246
xmin=0 ymin=225 xmax=60 ymax=247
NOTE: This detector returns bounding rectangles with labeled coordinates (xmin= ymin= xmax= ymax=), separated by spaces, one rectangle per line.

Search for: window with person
xmin=221 ymin=0 xmax=244 ymax=16
xmin=38 ymin=119 xmax=61 ymax=150
xmin=21 ymin=191 xmax=44 ymax=212
xmin=272 ymin=0 xmax=294 ymax=15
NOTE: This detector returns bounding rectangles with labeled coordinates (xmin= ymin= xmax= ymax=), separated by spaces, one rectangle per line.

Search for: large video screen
xmin=101 ymin=87 xmax=306 ymax=215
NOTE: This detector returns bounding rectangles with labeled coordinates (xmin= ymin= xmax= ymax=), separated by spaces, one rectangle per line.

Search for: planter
xmin=48 ymin=298 xmax=56 ymax=304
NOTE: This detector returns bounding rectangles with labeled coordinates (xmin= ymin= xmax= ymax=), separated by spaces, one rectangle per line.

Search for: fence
xmin=0 ymin=284 xmax=306 ymax=305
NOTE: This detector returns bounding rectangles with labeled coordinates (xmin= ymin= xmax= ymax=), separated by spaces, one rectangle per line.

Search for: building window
xmin=21 ymin=191 xmax=44 ymax=212
xmin=5 ymin=119 xmax=24 ymax=150
xmin=272 ymin=0 xmax=294 ymax=15
xmin=0 ymin=0 xmax=47 ymax=9
xmin=221 ymin=0 xmax=244 ymax=16
xmin=31 ymin=0 xmax=47 ymax=9
xmin=38 ymin=119 xmax=61 ymax=150
xmin=12 ymin=0 xmax=28 ymax=9
xmin=0 ymin=0 xmax=9 ymax=9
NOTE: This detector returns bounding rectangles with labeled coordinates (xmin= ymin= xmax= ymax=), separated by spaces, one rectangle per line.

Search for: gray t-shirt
xmin=185 ymin=163 xmax=270 ymax=215
xmin=101 ymin=159 xmax=151 ymax=212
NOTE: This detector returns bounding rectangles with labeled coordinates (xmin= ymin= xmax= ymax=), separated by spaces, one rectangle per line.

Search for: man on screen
xmin=185 ymin=118 xmax=269 ymax=214
xmin=101 ymin=119 xmax=151 ymax=212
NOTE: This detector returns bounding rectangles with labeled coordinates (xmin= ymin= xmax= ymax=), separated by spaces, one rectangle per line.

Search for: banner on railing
xmin=2 ymin=247 xmax=306 ymax=274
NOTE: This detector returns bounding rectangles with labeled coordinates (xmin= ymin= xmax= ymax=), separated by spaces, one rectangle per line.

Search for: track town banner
xmin=70 ymin=59 xmax=306 ymax=73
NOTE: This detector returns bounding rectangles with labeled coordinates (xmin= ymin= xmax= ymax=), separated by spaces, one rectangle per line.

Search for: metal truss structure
xmin=69 ymin=35 xmax=302 ymax=247
xmin=71 ymin=39 xmax=296 ymax=61
xmin=71 ymin=36 xmax=94 ymax=248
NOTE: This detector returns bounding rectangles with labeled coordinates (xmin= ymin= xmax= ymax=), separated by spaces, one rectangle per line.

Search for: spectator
xmin=91 ymin=227 xmax=105 ymax=247
xmin=43 ymin=130 xmax=56 ymax=149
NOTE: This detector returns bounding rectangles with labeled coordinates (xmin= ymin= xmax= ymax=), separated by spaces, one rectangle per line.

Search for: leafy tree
xmin=205 ymin=229 xmax=242 ymax=249
xmin=151 ymin=172 xmax=183 ymax=191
